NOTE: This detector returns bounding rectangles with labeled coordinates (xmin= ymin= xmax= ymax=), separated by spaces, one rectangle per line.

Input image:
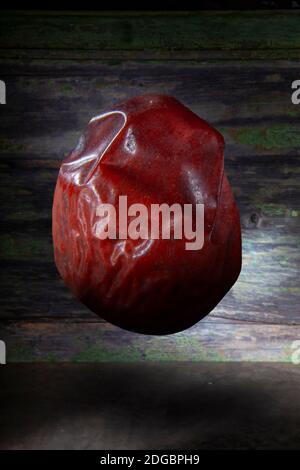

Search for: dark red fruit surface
xmin=52 ymin=95 xmax=241 ymax=335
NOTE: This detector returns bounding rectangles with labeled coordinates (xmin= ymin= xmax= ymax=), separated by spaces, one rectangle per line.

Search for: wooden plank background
xmin=0 ymin=10 xmax=299 ymax=362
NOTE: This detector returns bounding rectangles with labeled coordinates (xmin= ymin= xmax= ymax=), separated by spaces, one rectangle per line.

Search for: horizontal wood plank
xmin=1 ymin=11 xmax=300 ymax=60
xmin=1 ymin=320 xmax=299 ymax=362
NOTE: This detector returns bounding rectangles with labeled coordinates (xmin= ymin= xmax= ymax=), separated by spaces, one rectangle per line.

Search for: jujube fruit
xmin=52 ymin=95 xmax=241 ymax=335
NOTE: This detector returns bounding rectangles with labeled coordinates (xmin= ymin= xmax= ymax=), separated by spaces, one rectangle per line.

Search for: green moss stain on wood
xmin=2 ymin=321 xmax=299 ymax=363
xmin=254 ymin=203 xmax=288 ymax=217
xmin=0 ymin=137 xmax=26 ymax=153
xmin=72 ymin=345 xmax=143 ymax=363
xmin=7 ymin=344 xmax=36 ymax=362
xmin=1 ymin=11 xmax=300 ymax=58
xmin=221 ymin=125 xmax=300 ymax=150
xmin=0 ymin=234 xmax=52 ymax=261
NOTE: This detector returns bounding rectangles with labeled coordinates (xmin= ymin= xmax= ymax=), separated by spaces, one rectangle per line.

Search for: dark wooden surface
xmin=0 ymin=11 xmax=300 ymax=361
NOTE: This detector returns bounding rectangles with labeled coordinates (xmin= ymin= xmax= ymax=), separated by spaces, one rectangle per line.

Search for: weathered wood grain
xmin=1 ymin=228 xmax=300 ymax=325
xmin=1 ymin=62 xmax=299 ymax=329
xmin=1 ymin=319 xmax=299 ymax=363
xmin=0 ymin=12 xmax=300 ymax=361
xmin=1 ymin=11 xmax=300 ymax=60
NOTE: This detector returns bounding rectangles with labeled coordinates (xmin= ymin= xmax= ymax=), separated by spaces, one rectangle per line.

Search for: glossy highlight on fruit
xmin=52 ymin=95 xmax=241 ymax=335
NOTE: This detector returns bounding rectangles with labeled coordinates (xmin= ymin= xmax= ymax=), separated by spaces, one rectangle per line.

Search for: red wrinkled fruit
xmin=52 ymin=95 xmax=241 ymax=335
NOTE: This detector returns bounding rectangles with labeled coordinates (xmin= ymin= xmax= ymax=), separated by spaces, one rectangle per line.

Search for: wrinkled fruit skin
xmin=52 ymin=95 xmax=241 ymax=335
